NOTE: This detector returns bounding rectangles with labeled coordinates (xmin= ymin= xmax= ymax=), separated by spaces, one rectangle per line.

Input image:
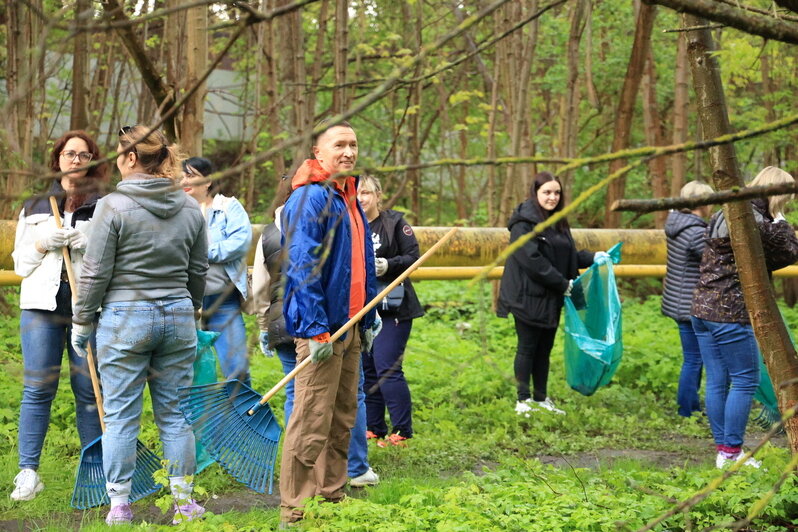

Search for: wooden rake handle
xmin=49 ymin=196 xmax=106 ymax=431
xmin=248 ymin=226 xmax=459 ymax=415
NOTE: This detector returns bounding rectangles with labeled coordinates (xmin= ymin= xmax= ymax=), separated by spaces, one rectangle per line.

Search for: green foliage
xmin=1 ymin=277 xmax=798 ymax=529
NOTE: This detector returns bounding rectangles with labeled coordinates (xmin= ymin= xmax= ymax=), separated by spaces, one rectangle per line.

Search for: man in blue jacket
xmin=279 ymin=120 xmax=378 ymax=527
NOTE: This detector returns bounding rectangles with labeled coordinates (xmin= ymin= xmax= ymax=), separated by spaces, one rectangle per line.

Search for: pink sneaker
xmin=105 ymin=503 xmax=133 ymax=525
xmin=172 ymin=499 xmax=206 ymax=524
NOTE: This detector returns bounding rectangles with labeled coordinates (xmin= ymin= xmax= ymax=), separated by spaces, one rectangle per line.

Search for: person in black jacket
xmin=357 ymin=175 xmax=424 ymax=446
xmin=661 ymin=181 xmax=714 ymax=417
xmin=497 ymin=172 xmax=595 ymax=416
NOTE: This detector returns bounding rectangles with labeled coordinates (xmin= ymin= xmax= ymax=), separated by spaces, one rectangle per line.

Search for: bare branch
xmin=611 ymin=181 xmax=798 ymax=213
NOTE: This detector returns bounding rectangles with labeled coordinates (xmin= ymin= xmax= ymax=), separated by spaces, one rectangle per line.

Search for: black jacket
xmin=370 ymin=209 xmax=424 ymax=321
xmin=25 ymin=179 xmax=102 ymax=225
xmin=497 ymin=199 xmax=593 ymax=328
xmin=661 ymin=210 xmax=707 ymax=322
xmin=260 ymin=222 xmax=293 ymax=347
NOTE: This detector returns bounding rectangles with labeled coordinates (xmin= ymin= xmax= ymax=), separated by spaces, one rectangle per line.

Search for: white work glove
xmin=71 ymin=323 xmax=93 ymax=358
xmin=375 ymin=257 xmax=388 ymax=277
xmin=309 ymin=338 xmax=333 ymax=363
xmin=37 ymin=227 xmax=70 ymax=251
xmin=259 ymin=331 xmax=274 ymax=357
xmin=67 ymin=228 xmax=88 ymax=251
xmin=594 ymin=251 xmax=611 ymax=262
xmin=361 ymin=316 xmax=383 ymax=353
xmin=563 ymin=279 xmax=574 ymax=298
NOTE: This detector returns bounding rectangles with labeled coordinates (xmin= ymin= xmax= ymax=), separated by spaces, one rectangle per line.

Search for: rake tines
xmin=71 ymin=438 xmax=162 ymax=510
xmin=178 ymin=380 xmax=282 ymax=493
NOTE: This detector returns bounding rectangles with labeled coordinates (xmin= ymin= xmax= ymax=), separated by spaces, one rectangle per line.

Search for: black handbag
xmin=377 ymin=280 xmax=405 ymax=311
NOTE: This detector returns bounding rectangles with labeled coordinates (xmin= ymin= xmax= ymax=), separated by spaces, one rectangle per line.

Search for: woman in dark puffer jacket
xmin=661 ymin=181 xmax=714 ymax=417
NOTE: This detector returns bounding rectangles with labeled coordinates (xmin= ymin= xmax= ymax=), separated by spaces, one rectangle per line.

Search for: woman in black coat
xmin=357 ymin=175 xmax=424 ymax=446
xmin=497 ymin=172 xmax=594 ymax=416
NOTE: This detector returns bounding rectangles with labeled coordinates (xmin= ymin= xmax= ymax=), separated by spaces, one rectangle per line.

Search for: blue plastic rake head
xmin=178 ymin=380 xmax=283 ymax=493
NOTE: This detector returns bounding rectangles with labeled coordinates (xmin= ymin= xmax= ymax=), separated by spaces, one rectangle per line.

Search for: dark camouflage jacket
xmin=691 ymin=200 xmax=798 ymax=324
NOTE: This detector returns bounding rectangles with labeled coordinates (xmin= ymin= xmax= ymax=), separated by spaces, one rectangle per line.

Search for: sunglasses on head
xmin=118 ymin=125 xmax=134 ymax=137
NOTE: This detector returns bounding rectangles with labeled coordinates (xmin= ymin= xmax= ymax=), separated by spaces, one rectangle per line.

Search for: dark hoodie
xmin=497 ymin=198 xmax=593 ymax=328
xmin=73 ymin=175 xmax=209 ymax=324
xmin=661 ymin=209 xmax=707 ymax=322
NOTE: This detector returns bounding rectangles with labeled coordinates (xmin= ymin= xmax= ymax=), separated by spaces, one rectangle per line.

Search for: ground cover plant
xmin=0 ymin=281 xmax=796 ymax=530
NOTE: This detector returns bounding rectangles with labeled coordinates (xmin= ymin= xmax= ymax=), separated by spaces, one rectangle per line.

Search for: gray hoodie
xmin=73 ymin=175 xmax=208 ymax=324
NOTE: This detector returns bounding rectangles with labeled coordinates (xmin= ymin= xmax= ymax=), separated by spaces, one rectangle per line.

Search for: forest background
xmin=3 ymin=0 xmax=798 ymax=228
xmin=3 ymin=0 xmax=798 ymax=529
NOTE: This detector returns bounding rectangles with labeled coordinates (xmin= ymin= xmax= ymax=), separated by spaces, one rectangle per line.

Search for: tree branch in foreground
xmin=611 ymin=181 xmax=798 ymax=213
xmin=647 ymin=0 xmax=798 ymax=44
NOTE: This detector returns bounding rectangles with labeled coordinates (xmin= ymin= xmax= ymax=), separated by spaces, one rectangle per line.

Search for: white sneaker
xmin=515 ymin=400 xmax=537 ymax=418
xmin=349 ymin=467 xmax=380 ymax=487
xmin=715 ymin=451 xmax=762 ymax=470
xmin=10 ymin=469 xmax=44 ymax=501
xmin=535 ymin=397 xmax=566 ymax=415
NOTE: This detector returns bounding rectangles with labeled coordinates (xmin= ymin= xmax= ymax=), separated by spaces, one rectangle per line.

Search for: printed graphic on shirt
xmin=402 ymin=224 xmax=413 ymax=236
xmin=371 ymin=232 xmax=382 ymax=253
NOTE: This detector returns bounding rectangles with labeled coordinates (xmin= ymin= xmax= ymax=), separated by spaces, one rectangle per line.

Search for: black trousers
xmin=513 ymin=316 xmax=557 ymax=402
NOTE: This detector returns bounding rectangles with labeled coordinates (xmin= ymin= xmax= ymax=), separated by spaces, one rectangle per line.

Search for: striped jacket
xmin=661 ymin=210 xmax=707 ymax=322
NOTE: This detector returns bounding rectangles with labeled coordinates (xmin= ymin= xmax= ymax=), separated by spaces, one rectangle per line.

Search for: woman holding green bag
xmin=497 ymin=172 xmax=597 ymax=417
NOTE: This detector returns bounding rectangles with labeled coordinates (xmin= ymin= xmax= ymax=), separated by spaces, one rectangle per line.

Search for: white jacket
xmin=13 ymin=209 xmax=92 ymax=311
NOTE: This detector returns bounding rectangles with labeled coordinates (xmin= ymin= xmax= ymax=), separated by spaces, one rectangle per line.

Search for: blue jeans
xmin=363 ymin=319 xmax=413 ymax=437
xmin=203 ymin=292 xmax=249 ymax=383
xmin=676 ymin=320 xmax=703 ymax=417
xmin=277 ymin=343 xmax=370 ymax=477
xmin=18 ymin=281 xmax=102 ymax=469
xmin=97 ymin=298 xmax=197 ymax=484
xmin=691 ymin=317 xmax=760 ymax=449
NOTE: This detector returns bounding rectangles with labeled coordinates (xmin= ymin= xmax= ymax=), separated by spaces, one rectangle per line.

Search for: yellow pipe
xmin=3 ymin=219 xmax=797 ymax=283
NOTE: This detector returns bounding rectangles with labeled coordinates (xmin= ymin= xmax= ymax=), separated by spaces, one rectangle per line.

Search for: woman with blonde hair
xmin=661 ymin=180 xmax=714 ymax=417
xmin=71 ymin=125 xmax=208 ymax=524
xmin=692 ymin=166 xmax=798 ymax=469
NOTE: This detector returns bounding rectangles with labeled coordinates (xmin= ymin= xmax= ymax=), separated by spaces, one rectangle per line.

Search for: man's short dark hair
xmin=311 ymin=119 xmax=354 ymax=145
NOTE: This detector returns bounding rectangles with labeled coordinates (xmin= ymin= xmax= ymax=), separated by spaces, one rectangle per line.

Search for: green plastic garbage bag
xmin=194 ymin=329 xmax=220 ymax=474
xmin=563 ymin=242 xmax=623 ymax=396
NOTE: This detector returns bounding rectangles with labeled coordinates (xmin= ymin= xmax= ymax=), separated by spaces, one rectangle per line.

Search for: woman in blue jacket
xmin=181 ymin=157 xmax=253 ymax=383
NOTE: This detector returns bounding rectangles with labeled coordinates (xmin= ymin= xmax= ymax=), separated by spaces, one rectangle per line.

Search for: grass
xmin=0 ymin=282 xmax=796 ymax=530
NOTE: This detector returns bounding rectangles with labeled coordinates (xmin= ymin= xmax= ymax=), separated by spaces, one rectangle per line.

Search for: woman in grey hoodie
xmin=661 ymin=181 xmax=714 ymax=417
xmin=71 ymin=125 xmax=208 ymax=525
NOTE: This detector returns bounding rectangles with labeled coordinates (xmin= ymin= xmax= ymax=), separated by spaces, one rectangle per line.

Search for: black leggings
xmin=513 ymin=316 xmax=558 ymax=402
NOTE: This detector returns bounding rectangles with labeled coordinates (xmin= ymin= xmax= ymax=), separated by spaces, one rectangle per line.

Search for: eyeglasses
xmin=119 ymin=125 xmax=134 ymax=137
xmin=61 ymin=150 xmax=93 ymax=164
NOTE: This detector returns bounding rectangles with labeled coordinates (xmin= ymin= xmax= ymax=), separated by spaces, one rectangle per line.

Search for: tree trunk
xmin=103 ymin=0 xmax=175 ymax=139
xmin=2 ymin=0 xmax=40 ymax=218
xmin=182 ymin=1 xmax=208 ymax=156
xmin=670 ymin=31 xmax=689 ymax=196
xmin=685 ymin=13 xmax=798 ymax=453
xmin=331 ymin=0 xmax=349 ymax=114
xmin=760 ymin=50 xmax=777 ymax=167
xmin=557 ymin=0 xmax=586 ymax=194
xmin=603 ymin=0 xmax=657 ymax=227
xmin=641 ymin=47 xmax=668 ymax=228
xmin=70 ymin=0 xmax=90 ymax=131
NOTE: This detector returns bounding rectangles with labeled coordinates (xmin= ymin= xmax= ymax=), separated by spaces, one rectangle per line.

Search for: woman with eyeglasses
xmin=11 ymin=130 xmax=107 ymax=501
xmin=70 ymin=125 xmax=208 ymax=525
xmin=180 ymin=157 xmax=253 ymax=384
